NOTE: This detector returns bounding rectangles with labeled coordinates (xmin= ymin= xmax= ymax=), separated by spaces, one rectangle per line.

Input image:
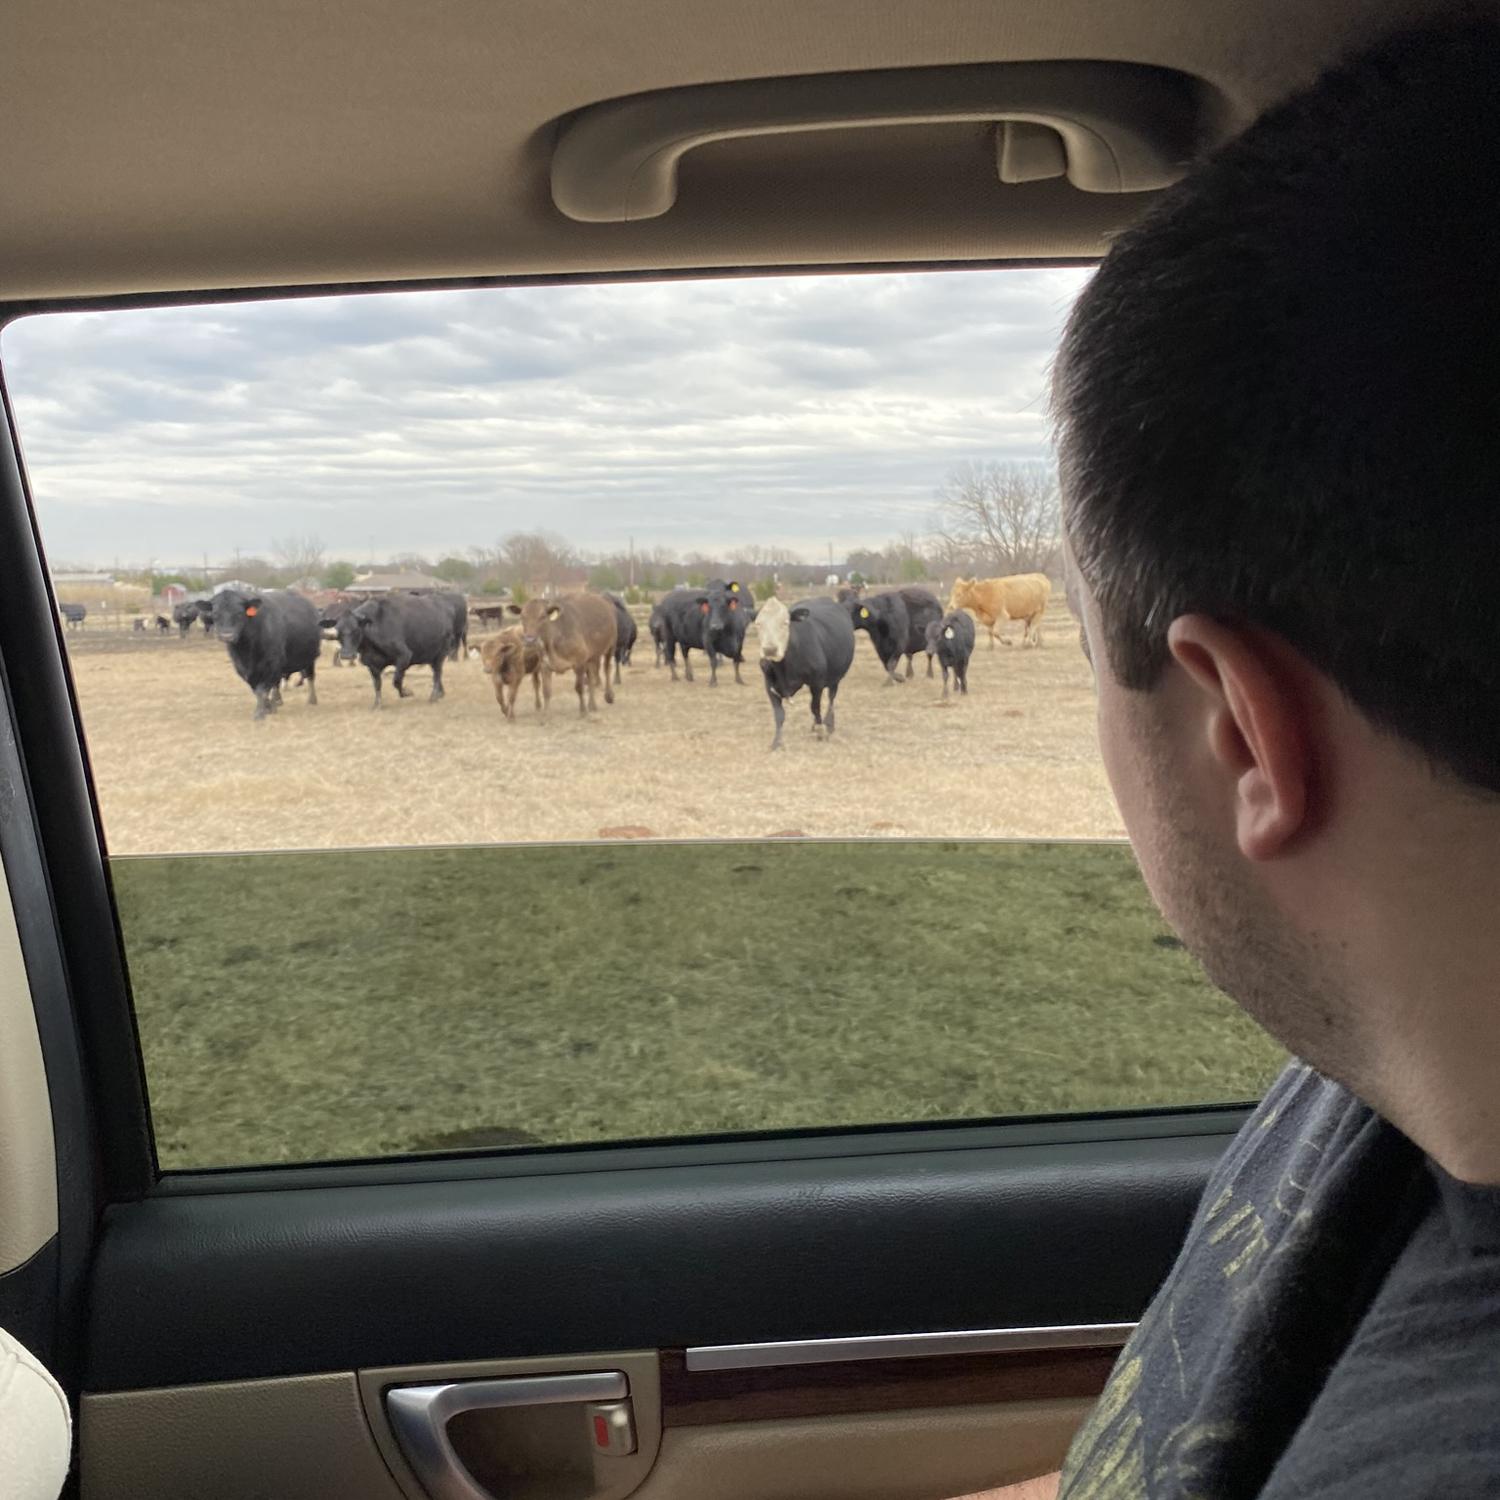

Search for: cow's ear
xmin=245 ymin=595 xmax=262 ymax=616
xmin=546 ymin=605 xmax=562 ymax=620
xmin=506 ymin=603 xmax=522 ymax=614
xmin=789 ymin=606 xmax=811 ymax=623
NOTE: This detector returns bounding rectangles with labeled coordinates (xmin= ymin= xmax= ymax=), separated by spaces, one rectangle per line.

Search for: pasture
xmin=67 ymin=597 xmax=1122 ymax=855
xmin=113 ymin=842 xmax=1285 ymax=1170
xmin=68 ymin=599 xmax=1285 ymax=1173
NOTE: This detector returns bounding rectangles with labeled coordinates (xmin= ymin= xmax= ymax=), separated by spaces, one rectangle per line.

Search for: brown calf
xmin=480 ymin=626 xmax=544 ymax=721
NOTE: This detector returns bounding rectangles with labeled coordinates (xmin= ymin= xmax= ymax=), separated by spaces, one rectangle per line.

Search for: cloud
xmin=2 ymin=267 xmax=1090 ymax=566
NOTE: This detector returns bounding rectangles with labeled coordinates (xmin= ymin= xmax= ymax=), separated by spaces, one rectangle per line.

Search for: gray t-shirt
xmin=1058 ymin=1061 xmax=1500 ymax=1498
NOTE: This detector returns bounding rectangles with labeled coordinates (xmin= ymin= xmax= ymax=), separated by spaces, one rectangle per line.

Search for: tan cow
xmin=946 ymin=573 xmax=1052 ymax=649
xmin=509 ymin=592 xmax=617 ymax=718
xmin=480 ymin=626 xmax=544 ymax=721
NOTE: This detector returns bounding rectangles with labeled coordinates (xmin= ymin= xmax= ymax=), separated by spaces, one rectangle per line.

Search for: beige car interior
xmin=0 ymin=1 xmax=1469 ymax=1497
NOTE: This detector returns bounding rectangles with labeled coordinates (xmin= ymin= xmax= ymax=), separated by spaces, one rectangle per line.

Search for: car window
xmin=2 ymin=270 xmax=1283 ymax=1169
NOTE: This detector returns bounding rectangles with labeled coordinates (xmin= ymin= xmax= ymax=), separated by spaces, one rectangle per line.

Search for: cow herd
xmin=197 ymin=570 xmax=1055 ymax=748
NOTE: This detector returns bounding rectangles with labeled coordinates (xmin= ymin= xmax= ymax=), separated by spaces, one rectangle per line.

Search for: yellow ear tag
xmin=730 ymin=582 xmax=739 ymax=592
xmin=547 ymin=606 xmax=561 ymax=620
xmin=859 ymin=607 xmax=869 ymax=619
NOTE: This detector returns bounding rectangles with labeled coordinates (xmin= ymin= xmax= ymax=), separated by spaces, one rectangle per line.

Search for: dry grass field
xmin=67 ymin=597 xmax=1122 ymax=855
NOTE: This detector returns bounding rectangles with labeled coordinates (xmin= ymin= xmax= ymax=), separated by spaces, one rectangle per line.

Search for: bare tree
xmin=932 ymin=460 xmax=1061 ymax=577
xmin=270 ymin=532 xmax=326 ymax=581
xmin=499 ymin=531 xmax=576 ymax=591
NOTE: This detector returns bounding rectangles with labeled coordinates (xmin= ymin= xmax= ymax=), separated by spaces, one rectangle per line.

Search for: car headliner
xmin=0 ymin=0 xmax=1461 ymax=302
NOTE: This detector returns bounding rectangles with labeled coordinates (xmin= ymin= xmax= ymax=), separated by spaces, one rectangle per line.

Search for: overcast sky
xmin=3 ymin=267 xmax=1089 ymax=569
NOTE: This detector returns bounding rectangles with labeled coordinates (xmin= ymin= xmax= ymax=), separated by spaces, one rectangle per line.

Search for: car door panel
xmin=85 ymin=1129 xmax=1224 ymax=1392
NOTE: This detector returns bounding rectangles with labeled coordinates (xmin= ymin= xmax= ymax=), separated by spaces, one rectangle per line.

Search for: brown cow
xmin=480 ymin=626 xmax=544 ymax=721
xmin=508 ymin=592 xmax=617 ymax=718
xmin=946 ymin=573 xmax=1052 ymax=649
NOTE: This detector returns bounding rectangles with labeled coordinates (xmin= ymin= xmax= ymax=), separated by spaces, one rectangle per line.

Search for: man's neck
xmin=1307 ymin=833 xmax=1500 ymax=1185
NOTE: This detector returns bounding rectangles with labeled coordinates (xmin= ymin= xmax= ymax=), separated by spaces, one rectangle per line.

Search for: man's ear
xmin=1166 ymin=615 xmax=1311 ymax=862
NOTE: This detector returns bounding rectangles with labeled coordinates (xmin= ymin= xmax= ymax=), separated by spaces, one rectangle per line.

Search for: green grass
xmin=110 ymin=841 xmax=1285 ymax=1170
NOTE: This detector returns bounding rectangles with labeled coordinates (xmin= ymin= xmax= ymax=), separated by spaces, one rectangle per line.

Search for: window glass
xmin=3 ymin=271 xmax=1283 ymax=1168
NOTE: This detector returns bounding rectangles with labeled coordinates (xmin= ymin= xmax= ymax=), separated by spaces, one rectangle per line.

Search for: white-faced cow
xmin=212 ymin=588 xmax=321 ymax=720
xmin=757 ymin=595 xmax=855 ymax=751
xmin=336 ymin=592 xmax=452 ymax=708
xmin=508 ymin=592 xmax=617 ymax=719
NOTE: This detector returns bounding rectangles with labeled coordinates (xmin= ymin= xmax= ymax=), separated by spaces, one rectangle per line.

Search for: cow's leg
xmin=987 ymin=622 xmax=996 ymax=650
xmin=252 ymin=685 xmax=272 ymax=720
xmin=733 ymin=655 xmax=745 ymax=686
xmin=305 ymin=663 xmax=317 ymax=706
xmin=766 ymin=687 xmax=787 ymax=751
xmin=367 ymin=663 xmax=383 ymax=709
xmin=613 ymin=653 xmax=621 ymax=686
xmin=430 ymin=658 xmax=445 ymax=701
xmin=926 ymin=651 xmax=934 ymax=678
xmin=531 ymin=670 xmax=543 ymax=713
xmin=391 ymin=649 xmax=415 ymax=697
xmin=538 ymin=669 xmax=552 ymax=721
xmin=706 ymin=644 xmax=719 ymax=687
xmin=809 ymin=685 xmax=826 ymax=738
xmin=905 ymin=653 xmax=915 ymax=679
xmin=683 ymin=647 xmax=694 ymax=684
xmin=666 ymin=639 xmax=679 ymax=682
xmin=602 ymin=651 xmax=615 ymax=705
xmin=574 ymin=666 xmax=588 ymax=716
xmin=825 ymin=682 xmax=840 ymax=738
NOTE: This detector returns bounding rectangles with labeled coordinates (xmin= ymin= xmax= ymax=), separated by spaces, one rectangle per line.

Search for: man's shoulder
xmin=1192 ymin=1059 xmax=1362 ymax=1215
xmin=1259 ymin=1165 xmax=1500 ymax=1497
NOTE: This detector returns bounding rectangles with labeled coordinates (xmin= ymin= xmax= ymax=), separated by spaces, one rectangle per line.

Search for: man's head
xmin=1054 ymin=22 xmax=1500 ymax=1088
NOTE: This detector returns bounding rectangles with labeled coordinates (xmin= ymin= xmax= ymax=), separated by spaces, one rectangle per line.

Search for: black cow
xmin=604 ymin=594 xmax=638 ymax=682
xmin=925 ymin=609 xmax=976 ymax=698
xmin=173 ymin=600 xmax=213 ymax=636
xmin=429 ymin=590 xmax=469 ymax=661
xmin=336 ymin=592 xmax=451 ymax=708
xmin=843 ymin=586 xmax=941 ymax=684
xmin=756 ymin=595 xmax=855 ymax=751
xmin=648 ymin=601 xmax=669 ymax=667
xmin=58 ymin=602 xmax=86 ymax=629
xmin=655 ymin=578 xmax=752 ymax=685
xmin=212 ymin=589 xmax=321 ymax=720
xmin=154 ymin=613 xmax=171 ymax=634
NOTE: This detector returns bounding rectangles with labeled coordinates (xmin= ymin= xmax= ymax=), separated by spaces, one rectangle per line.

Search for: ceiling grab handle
xmin=550 ymin=60 xmax=1204 ymax=222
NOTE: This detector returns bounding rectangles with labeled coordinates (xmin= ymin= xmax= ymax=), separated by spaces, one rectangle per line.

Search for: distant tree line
xmin=85 ymin=457 xmax=1062 ymax=598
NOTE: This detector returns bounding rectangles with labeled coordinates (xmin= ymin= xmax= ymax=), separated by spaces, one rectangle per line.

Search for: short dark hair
xmin=1054 ymin=20 xmax=1500 ymax=794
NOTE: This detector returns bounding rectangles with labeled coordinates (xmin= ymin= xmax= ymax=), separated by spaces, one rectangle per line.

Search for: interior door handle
xmin=386 ymin=1372 xmax=629 ymax=1500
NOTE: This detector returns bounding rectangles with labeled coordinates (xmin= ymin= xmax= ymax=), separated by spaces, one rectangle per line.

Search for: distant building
xmin=345 ymin=570 xmax=451 ymax=595
xmin=51 ymin=571 xmax=116 ymax=586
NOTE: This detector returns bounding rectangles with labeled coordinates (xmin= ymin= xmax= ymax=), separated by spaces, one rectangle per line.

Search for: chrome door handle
xmin=387 ymin=1372 xmax=629 ymax=1500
